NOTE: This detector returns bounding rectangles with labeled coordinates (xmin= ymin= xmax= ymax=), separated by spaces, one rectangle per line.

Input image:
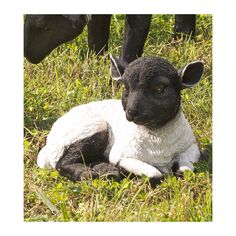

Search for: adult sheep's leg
xmin=120 ymin=15 xmax=152 ymax=64
xmin=87 ymin=15 xmax=112 ymax=56
xmin=174 ymin=14 xmax=196 ymax=39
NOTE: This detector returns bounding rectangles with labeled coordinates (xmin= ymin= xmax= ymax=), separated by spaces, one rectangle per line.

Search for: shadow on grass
xmin=195 ymin=143 xmax=212 ymax=174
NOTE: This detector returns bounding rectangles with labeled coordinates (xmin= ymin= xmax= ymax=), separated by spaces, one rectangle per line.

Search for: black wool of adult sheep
xmin=37 ymin=55 xmax=204 ymax=185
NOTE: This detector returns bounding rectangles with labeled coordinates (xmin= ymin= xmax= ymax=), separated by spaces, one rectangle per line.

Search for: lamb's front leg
xmin=117 ymin=158 xmax=164 ymax=186
xmin=173 ymin=143 xmax=200 ymax=176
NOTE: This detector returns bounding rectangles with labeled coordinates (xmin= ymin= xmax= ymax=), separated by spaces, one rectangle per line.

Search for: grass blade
xmin=33 ymin=186 xmax=60 ymax=215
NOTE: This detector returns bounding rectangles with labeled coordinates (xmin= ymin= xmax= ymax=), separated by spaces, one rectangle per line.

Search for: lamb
xmin=37 ymin=55 xmax=204 ymax=184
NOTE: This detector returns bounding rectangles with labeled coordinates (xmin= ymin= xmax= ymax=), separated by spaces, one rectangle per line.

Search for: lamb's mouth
xmin=134 ymin=117 xmax=162 ymax=129
xmin=125 ymin=112 xmax=158 ymax=126
xmin=131 ymin=117 xmax=157 ymax=126
xmin=132 ymin=120 xmax=146 ymax=125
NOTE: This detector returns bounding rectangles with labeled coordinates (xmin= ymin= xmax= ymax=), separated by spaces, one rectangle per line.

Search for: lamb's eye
xmin=154 ymin=85 xmax=166 ymax=94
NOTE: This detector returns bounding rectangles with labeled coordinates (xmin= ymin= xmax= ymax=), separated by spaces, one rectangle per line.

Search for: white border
xmin=1 ymin=0 xmax=236 ymax=235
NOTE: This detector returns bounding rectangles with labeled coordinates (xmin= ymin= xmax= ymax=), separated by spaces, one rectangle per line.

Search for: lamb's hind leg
xmin=55 ymin=122 xmax=110 ymax=181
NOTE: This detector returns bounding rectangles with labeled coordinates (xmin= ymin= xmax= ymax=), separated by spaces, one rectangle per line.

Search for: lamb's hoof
xmin=174 ymin=170 xmax=184 ymax=178
xmin=92 ymin=162 xmax=122 ymax=181
xmin=79 ymin=169 xmax=99 ymax=181
xmin=149 ymin=176 xmax=164 ymax=188
xmin=58 ymin=163 xmax=99 ymax=182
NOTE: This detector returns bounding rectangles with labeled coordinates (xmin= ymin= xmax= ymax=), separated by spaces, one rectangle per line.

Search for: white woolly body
xmin=37 ymin=99 xmax=200 ymax=177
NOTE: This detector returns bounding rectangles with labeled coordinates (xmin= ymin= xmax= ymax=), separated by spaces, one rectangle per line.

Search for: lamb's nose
xmin=126 ymin=108 xmax=139 ymax=121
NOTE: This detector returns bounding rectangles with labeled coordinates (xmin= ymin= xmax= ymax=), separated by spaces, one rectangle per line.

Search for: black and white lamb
xmin=37 ymin=55 xmax=204 ymax=184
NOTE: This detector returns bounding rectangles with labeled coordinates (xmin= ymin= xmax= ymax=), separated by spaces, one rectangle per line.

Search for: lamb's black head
xmin=110 ymin=55 xmax=204 ymax=129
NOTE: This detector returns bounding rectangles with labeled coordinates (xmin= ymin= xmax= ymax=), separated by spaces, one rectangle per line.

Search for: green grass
xmin=24 ymin=14 xmax=212 ymax=222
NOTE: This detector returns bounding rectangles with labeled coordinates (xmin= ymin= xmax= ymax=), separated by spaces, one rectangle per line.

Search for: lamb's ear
xmin=178 ymin=61 xmax=204 ymax=89
xmin=110 ymin=54 xmax=127 ymax=81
